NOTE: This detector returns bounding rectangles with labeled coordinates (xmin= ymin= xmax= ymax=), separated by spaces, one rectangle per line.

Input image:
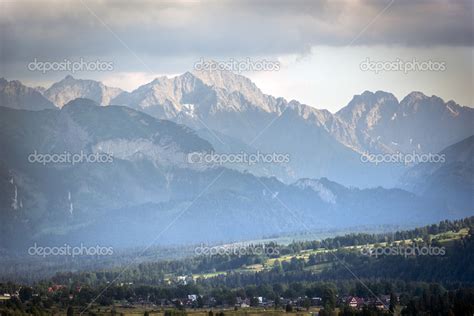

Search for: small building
xmin=346 ymin=296 xmax=364 ymax=309
xmin=311 ymin=297 xmax=322 ymax=306
xmin=0 ymin=293 xmax=11 ymax=301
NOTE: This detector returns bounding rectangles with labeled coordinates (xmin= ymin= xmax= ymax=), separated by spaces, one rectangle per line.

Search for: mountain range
xmin=40 ymin=71 xmax=474 ymax=153
xmin=0 ymin=72 xmax=472 ymax=249
xmin=2 ymin=72 xmax=472 ymax=188
xmin=0 ymin=100 xmax=471 ymax=249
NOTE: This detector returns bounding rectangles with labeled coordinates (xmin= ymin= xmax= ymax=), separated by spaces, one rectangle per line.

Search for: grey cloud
xmin=0 ymin=0 xmax=472 ymax=67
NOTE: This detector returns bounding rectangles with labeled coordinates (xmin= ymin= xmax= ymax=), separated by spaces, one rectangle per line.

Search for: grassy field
xmin=189 ymin=228 xmax=469 ymax=280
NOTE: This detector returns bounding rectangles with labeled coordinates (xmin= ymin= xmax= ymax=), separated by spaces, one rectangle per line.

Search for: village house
xmin=345 ymin=296 xmax=364 ymax=309
xmin=0 ymin=293 xmax=11 ymax=302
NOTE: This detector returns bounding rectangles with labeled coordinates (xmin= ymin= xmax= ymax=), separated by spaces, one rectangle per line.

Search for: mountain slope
xmin=47 ymin=169 xmax=447 ymax=248
xmin=6 ymin=73 xmax=474 ymax=189
xmin=0 ymin=100 xmax=214 ymax=248
xmin=400 ymin=135 xmax=474 ymax=214
xmin=110 ymin=71 xmax=402 ymax=187
xmin=336 ymin=91 xmax=474 ymax=154
xmin=0 ymin=103 xmax=455 ymax=249
xmin=44 ymin=75 xmax=123 ymax=107
xmin=0 ymin=78 xmax=56 ymax=111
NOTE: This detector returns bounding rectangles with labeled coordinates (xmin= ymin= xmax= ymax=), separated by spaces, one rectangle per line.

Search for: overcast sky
xmin=1 ymin=0 xmax=472 ymax=112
